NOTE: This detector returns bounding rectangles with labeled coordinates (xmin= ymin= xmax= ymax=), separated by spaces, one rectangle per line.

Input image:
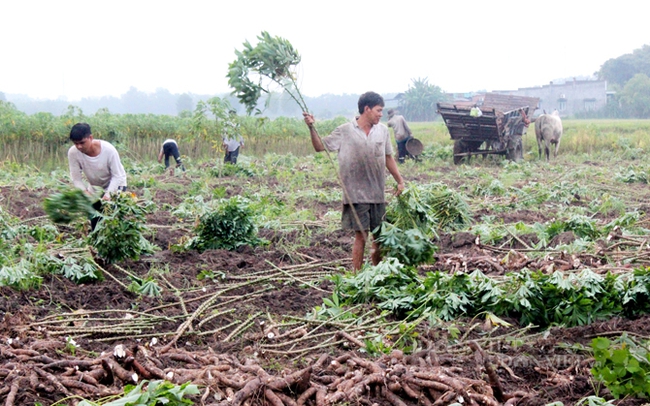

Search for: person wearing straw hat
xmin=303 ymin=92 xmax=405 ymax=271
xmin=386 ymin=109 xmax=413 ymax=163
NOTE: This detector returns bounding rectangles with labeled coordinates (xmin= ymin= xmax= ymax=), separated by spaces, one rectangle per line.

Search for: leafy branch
xmin=227 ymin=31 xmax=309 ymax=115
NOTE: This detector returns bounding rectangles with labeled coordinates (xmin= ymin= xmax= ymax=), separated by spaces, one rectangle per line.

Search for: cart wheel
xmin=467 ymin=141 xmax=483 ymax=153
xmin=506 ymin=138 xmax=523 ymax=162
xmin=453 ymin=140 xmax=466 ymax=165
xmin=453 ymin=140 xmax=483 ymax=165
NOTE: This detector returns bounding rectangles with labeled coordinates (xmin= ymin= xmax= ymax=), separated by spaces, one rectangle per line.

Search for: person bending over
xmin=158 ymin=138 xmax=186 ymax=175
xmin=68 ymin=122 xmax=127 ymax=229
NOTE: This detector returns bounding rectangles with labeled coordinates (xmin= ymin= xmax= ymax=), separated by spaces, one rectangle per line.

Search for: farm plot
xmin=2 ymin=150 xmax=650 ymax=406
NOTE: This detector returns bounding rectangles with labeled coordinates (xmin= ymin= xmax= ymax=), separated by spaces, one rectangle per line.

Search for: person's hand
xmin=158 ymin=157 xmax=162 ymax=163
xmin=102 ymin=194 xmax=111 ymax=201
xmin=303 ymin=112 xmax=315 ymax=127
xmin=394 ymin=182 xmax=405 ymax=196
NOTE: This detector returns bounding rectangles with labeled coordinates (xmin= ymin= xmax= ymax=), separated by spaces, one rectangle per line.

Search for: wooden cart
xmin=437 ymin=93 xmax=539 ymax=165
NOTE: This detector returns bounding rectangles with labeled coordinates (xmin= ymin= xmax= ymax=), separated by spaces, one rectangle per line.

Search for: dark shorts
xmin=163 ymin=142 xmax=182 ymax=167
xmin=224 ymin=147 xmax=240 ymax=164
xmin=342 ymin=203 xmax=386 ymax=234
xmin=396 ymin=137 xmax=413 ymax=162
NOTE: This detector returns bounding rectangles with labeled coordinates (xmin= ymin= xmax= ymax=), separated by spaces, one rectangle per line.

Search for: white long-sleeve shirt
xmin=68 ymin=140 xmax=127 ymax=196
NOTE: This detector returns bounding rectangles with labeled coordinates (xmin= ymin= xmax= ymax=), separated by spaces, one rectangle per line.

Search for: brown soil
xmin=0 ymin=175 xmax=647 ymax=406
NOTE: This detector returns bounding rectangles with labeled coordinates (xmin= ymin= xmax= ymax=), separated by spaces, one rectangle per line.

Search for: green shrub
xmin=188 ymin=196 xmax=264 ymax=252
xmin=591 ymin=335 xmax=650 ymax=398
xmin=89 ymin=193 xmax=158 ymax=263
xmin=376 ymin=223 xmax=436 ymax=266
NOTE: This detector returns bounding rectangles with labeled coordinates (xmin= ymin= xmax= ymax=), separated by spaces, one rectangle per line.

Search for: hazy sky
xmin=1 ymin=0 xmax=647 ymax=101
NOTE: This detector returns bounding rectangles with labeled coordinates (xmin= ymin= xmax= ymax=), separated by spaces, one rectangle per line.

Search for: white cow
xmin=534 ymin=110 xmax=563 ymax=161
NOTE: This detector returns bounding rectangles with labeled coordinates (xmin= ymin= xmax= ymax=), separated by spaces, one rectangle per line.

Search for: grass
xmin=3 ymin=115 xmax=650 ymax=171
xmin=409 ymin=119 xmax=650 ymax=161
xmin=2 ymin=118 xmax=650 ymax=231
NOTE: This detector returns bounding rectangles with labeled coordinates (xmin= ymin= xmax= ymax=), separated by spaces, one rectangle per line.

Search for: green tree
xmin=122 ymin=87 xmax=149 ymax=114
xmin=598 ymin=44 xmax=650 ymax=87
xmin=619 ymin=73 xmax=650 ymax=118
xmin=176 ymin=93 xmax=193 ymax=116
xmin=398 ymin=78 xmax=446 ymax=122
xmin=191 ymin=96 xmax=233 ymax=139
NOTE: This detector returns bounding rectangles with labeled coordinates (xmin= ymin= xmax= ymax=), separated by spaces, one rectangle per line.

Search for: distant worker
xmin=158 ymin=139 xmax=185 ymax=175
xmin=303 ymin=91 xmax=405 ymax=271
xmin=387 ymin=109 xmax=413 ymax=163
xmin=68 ymin=122 xmax=127 ymax=229
xmin=222 ymin=110 xmax=244 ymax=164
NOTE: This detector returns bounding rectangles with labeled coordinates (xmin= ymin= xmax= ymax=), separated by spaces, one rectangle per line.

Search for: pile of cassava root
xmin=0 ymin=335 xmax=535 ymax=406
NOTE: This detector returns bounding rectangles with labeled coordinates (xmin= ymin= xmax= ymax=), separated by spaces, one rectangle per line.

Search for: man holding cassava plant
xmin=303 ymin=91 xmax=405 ymax=271
xmin=68 ymin=122 xmax=127 ymax=229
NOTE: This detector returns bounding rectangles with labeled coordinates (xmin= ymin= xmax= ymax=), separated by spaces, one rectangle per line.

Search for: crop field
xmin=3 ymin=119 xmax=650 ymax=406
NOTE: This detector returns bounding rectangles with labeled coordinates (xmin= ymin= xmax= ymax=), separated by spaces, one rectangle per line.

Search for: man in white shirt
xmin=158 ymin=139 xmax=185 ymax=175
xmin=68 ymin=122 xmax=127 ymax=229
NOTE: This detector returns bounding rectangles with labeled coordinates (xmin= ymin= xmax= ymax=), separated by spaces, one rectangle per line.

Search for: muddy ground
xmin=1 ymin=173 xmax=649 ymax=406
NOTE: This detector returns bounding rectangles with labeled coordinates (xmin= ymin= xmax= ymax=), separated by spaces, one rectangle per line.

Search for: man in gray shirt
xmin=68 ymin=122 xmax=127 ymax=229
xmin=387 ymin=109 xmax=413 ymax=163
xmin=304 ymin=92 xmax=405 ymax=270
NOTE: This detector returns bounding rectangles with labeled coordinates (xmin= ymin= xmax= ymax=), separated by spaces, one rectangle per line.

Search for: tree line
xmin=0 ymin=88 xmax=395 ymax=121
xmin=588 ymin=44 xmax=650 ymax=119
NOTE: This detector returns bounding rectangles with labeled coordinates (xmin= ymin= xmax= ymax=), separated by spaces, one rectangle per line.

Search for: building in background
xmin=493 ymin=79 xmax=608 ymax=117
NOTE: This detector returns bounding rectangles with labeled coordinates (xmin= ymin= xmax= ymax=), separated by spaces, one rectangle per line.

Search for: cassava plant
xmin=425 ymin=183 xmax=473 ymax=231
xmin=43 ymin=187 xmax=98 ymax=224
xmin=333 ymin=263 xmax=650 ymax=327
xmin=385 ymin=183 xmax=438 ymax=237
xmin=376 ymin=223 xmax=436 ymax=266
xmin=77 ymin=379 xmax=199 ymax=406
xmin=591 ymin=334 xmax=650 ymax=398
xmin=187 ymin=196 xmax=264 ymax=252
xmin=89 ymin=192 xmax=158 ymax=263
xmin=227 ymin=31 xmax=309 ymax=115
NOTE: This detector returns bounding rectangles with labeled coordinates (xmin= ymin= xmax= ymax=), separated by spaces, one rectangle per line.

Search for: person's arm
xmin=104 ymin=148 xmax=127 ymax=200
xmin=403 ymin=118 xmax=413 ymax=137
xmin=68 ymin=148 xmax=90 ymax=192
xmin=385 ymin=154 xmax=405 ymax=195
xmin=303 ymin=112 xmax=325 ymax=152
xmin=158 ymin=147 xmax=164 ymax=163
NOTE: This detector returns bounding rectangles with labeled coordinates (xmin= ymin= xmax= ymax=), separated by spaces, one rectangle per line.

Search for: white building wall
xmin=495 ymin=80 xmax=608 ymax=117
